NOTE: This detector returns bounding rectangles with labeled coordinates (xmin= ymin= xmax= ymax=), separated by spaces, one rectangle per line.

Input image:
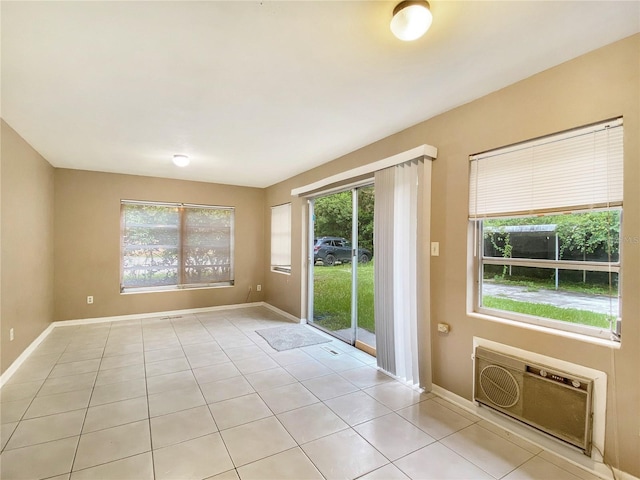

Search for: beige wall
xmin=1 ymin=120 xmax=55 ymax=374
xmin=54 ymin=169 xmax=265 ymax=321
xmin=263 ymin=195 xmax=306 ymax=317
xmin=1 ymin=31 xmax=638 ymax=477
xmin=264 ymin=35 xmax=640 ymax=475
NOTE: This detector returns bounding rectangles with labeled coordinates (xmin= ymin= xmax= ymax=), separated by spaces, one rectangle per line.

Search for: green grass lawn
xmin=486 ymin=275 xmax=614 ymax=296
xmin=313 ymin=262 xmax=375 ymax=333
xmin=312 ymin=261 xmax=612 ymax=332
xmin=483 ymin=296 xmax=613 ymax=328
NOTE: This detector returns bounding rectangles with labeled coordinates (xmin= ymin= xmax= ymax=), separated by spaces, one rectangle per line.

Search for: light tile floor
xmin=0 ymin=306 xmax=600 ymax=480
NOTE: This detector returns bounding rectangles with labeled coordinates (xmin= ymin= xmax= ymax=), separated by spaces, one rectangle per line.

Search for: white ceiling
xmin=2 ymin=1 xmax=639 ymax=188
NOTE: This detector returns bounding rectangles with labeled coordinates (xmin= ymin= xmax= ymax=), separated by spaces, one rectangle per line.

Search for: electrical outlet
xmin=87 ymin=296 xmax=94 ymax=304
xmin=437 ymin=322 xmax=450 ymax=334
xmin=256 ymin=284 xmax=262 ymax=292
xmin=10 ymin=328 xmax=14 ymax=341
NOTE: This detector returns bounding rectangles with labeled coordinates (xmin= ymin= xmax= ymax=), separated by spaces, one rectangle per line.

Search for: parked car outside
xmin=313 ymin=236 xmax=372 ymax=266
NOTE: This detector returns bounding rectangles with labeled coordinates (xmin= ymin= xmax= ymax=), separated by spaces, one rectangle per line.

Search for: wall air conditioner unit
xmin=474 ymin=347 xmax=594 ymax=455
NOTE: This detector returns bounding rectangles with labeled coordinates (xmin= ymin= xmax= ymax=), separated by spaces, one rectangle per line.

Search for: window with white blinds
xmin=271 ymin=203 xmax=292 ymax=273
xmin=121 ymin=201 xmax=234 ymax=292
xmin=469 ymin=118 xmax=623 ymax=218
xmin=469 ymin=118 xmax=623 ymax=341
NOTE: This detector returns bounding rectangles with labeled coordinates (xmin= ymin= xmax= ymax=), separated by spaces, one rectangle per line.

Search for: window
xmin=270 ymin=203 xmax=291 ymax=273
xmin=121 ymin=201 xmax=234 ymax=292
xmin=469 ymin=119 xmax=623 ymax=340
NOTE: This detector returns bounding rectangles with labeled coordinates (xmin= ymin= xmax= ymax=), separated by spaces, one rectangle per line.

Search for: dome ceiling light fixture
xmin=390 ymin=0 xmax=433 ymax=41
xmin=172 ymin=154 xmax=190 ymax=167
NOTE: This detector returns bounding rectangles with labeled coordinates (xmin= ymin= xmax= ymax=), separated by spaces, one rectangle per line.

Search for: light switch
xmin=431 ymin=242 xmax=440 ymax=256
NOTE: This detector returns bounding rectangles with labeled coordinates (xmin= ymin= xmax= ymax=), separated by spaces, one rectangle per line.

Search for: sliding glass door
xmin=308 ymin=185 xmax=375 ymax=353
xmin=356 ymin=186 xmax=375 ymax=353
xmin=310 ymin=190 xmax=354 ymax=343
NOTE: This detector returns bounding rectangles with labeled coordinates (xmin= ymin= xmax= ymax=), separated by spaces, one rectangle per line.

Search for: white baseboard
xmin=0 ymin=301 xmax=286 ymax=385
xmin=613 ymin=469 xmax=640 ymax=480
xmin=261 ymin=303 xmax=303 ymax=324
xmin=431 ymin=384 xmax=637 ymax=480
xmin=54 ymin=301 xmax=266 ymax=327
xmin=0 ymin=323 xmax=55 ymax=387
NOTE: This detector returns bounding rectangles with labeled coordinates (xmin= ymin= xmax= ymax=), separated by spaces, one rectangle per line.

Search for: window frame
xmin=120 ymin=200 xmax=235 ymax=293
xmin=473 ymin=212 xmax=622 ymax=341
xmin=270 ymin=203 xmax=292 ymax=274
xmin=469 ymin=118 xmax=623 ymax=342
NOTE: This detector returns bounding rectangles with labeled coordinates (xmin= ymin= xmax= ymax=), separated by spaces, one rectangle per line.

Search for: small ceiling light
xmin=172 ymin=154 xmax=189 ymax=167
xmin=390 ymin=0 xmax=433 ymax=41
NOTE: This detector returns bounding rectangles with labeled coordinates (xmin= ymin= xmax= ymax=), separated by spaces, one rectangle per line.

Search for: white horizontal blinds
xmin=121 ymin=203 xmax=180 ymax=289
xmin=271 ymin=203 xmax=292 ymax=271
xmin=121 ymin=201 xmax=235 ymax=291
xmin=182 ymin=205 xmax=234 ymax=285
xmin=469 ymin=119 xmax=623 ymax=218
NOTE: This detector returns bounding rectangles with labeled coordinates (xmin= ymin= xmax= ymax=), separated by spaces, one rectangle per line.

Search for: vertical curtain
xmin=374 ymin=159 xmax=422 ymax=387
xmin=374 ymin=167 xmax=396 ymax=375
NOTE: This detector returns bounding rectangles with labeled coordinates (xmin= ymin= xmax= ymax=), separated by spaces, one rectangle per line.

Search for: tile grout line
xmin=0 ymin=344 xmax=68 ymax=454
xmin=210 ymin=313 xmax=302 ymax=472
xmin=67 ymin=320 xmax=112 ymax=478
xmin=142 ymin=318 xmax=160 ymax=480
xmin=0 ymin=329 xmax=100 ymax=459
xmin=232 ymin=326 xmax=391 ymax=479
xmin=3 ymin=312 xmax=284 ymax=478
xmin=191 ymin=312 xmax=239 ymax=478
xmin=64 ymin=321 xmax=151 ymax=475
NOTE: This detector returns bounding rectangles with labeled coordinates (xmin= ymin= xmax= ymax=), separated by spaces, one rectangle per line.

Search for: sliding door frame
xmin=306 ymin=181 xmax=373 ymax=349
xmin=295 ymin=144 xmax=436 ymax=386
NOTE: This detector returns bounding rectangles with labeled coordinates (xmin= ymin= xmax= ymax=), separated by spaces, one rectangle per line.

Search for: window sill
xmin=467 ymin=310 xmax=622 ymax=349
xmin=270 ymin=268 xmax=291 ymax=276
xmin=121 ymin=283 xmax=234 ymax=295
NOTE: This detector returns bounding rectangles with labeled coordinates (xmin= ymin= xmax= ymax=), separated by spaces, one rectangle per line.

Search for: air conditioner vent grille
xmin=479 ymin=365 xmax=520 ymax=408
xmin=474 ymin=347 xmax=594 ymax=455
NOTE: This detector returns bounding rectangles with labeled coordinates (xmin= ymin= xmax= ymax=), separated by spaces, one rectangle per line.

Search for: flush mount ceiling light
xmin=172 ymin=154 xmax=190 ymax=167
xmin=390 ymin=0 xmax=433 ymax=41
